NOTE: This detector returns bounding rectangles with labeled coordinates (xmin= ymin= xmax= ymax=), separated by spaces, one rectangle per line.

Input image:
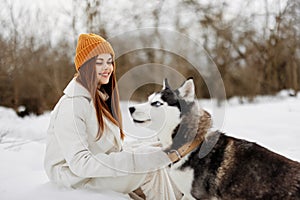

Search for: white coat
xmin=44 ymin=78 xmax=182 ymax=199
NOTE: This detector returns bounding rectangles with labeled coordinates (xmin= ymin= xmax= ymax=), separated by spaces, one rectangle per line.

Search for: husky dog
xmin=129 ymin=78 xmax=300 ymax=200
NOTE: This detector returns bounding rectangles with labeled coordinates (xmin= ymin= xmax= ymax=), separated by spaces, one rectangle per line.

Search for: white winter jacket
xmin=44 ymin=79 xmax=170 ymax=190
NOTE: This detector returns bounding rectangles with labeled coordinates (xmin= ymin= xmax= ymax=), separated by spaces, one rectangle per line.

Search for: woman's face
xmin=96 ymin=54 xmax=113 ymax=85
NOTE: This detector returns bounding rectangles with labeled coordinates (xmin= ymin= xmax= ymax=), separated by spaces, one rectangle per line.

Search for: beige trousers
xmin=140 ymin=168 xmax=183 ymax=200
xmin=83 ymin=168 xmax=183 ymax=200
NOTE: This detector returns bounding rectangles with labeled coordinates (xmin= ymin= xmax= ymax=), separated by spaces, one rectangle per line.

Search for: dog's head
xmin=129 ymin=78 xmax=197 ymax=149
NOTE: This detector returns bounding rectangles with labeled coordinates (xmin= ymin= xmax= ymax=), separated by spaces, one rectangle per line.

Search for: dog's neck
xmin=156 ymin=111 xmax=182 ymax=148
xmin=168 ymin=102 xmax=212 ymax=151
xmin=195 ymin=109 xmax=212 ymax=142
xmin=167 ymin=102 xmax=212 ymax=163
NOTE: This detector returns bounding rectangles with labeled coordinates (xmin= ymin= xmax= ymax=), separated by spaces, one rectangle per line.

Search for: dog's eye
xmin=151 ymin=101 xmax=163 ymax=107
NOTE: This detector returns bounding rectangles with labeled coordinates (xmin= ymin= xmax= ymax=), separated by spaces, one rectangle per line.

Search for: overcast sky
xmin=1 ymin=0 xmax=288 ymax=44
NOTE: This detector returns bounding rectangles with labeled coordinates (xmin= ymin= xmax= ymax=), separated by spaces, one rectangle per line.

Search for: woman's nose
xmin=103 ymin=63 xmax=109 ymax=69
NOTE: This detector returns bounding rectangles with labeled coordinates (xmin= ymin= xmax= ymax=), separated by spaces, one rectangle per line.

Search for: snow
xmin=0 ymin=91 xmax=300 ymax=199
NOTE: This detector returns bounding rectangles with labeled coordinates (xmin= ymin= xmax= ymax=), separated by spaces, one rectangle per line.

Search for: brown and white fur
xmin=129 ymin=78 xmax=300 ymax=200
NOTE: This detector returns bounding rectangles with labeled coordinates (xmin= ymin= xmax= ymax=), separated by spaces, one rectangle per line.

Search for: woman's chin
xmin=99 ymin=78 xmax=110 ymax=85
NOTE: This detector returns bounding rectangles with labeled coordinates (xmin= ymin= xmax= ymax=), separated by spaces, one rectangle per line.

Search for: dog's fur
xmin=129 ymin=78 xmax=300 ymax=200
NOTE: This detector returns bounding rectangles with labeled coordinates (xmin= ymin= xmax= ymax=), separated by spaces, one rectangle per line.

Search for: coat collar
xmin=63 ymin=78 xmax=91 ymax=99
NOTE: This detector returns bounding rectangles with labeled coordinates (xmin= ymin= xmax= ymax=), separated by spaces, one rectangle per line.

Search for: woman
xmin=44 ymin=33 xmax=182 ymax=199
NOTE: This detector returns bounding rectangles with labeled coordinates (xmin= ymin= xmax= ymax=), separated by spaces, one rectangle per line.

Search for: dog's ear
xmin=163 ymin=78 xmax=171 ymax=90
xmin=178 ymin=78 xmax=195 ymax=101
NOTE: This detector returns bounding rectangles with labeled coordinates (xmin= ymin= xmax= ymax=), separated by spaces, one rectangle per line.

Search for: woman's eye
xmin=151 ymin=101 xmax=163 ymax=107
xmin=96 ymin=62 xmax=103 ymax=65
xmin=107 ymin=61 xmax=113 ymax=65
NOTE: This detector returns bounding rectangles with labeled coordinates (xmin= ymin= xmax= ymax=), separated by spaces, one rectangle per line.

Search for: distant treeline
xmin=0 ymin=0 xmax=299 ymax=115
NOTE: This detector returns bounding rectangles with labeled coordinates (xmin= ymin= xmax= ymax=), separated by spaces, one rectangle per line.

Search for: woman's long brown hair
xmin=75 ymin=56 xmax=124 ymax=140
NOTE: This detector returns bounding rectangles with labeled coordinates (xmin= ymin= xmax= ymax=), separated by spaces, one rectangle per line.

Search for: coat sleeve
xmin=53 ymin=97 xmax=170 ymax=178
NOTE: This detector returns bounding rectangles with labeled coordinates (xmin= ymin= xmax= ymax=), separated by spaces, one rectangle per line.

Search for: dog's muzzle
xmin=129 ymin=106 xmax=151 ymax=124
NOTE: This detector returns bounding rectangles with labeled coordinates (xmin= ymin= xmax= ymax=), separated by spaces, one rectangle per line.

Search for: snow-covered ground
xmin=0 ymin=91 xmax=299 ymax=199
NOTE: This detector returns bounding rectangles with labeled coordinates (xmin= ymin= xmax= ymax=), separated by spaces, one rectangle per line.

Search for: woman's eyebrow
xmin=96 ymin=57 xmax=112 ymax=61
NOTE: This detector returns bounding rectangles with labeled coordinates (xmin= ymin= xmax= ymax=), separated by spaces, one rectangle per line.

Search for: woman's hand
xmin=120 ymin=140 xmax=170 ymax=173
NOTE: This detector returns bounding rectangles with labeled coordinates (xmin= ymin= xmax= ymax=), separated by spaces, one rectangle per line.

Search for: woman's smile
xmin=99 ymin=71 xmax=110 ymax=77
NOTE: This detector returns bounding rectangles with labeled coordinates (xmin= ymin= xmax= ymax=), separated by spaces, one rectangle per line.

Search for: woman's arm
xmin=54 ymin=97 xmax=134 ymax=177
xmin=53 ymin=97 xmax=170 ymax=177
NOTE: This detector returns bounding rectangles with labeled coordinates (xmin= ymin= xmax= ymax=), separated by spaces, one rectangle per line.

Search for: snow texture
xmin=0 ymin=91 xmax=299 ymax=199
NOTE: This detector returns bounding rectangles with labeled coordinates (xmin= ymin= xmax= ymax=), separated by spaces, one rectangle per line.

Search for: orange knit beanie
xmin=74 ymin=33 xmax=115 ymax=71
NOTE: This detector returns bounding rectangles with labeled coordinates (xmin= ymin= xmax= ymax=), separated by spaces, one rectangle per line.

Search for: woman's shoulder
xmin=53 ymin=95 xmax=92 ymax=120
xmin=63 ymin=78 xmax=92 ymax=100
xmin=60 ymin=94 xmax=92 ymax=108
